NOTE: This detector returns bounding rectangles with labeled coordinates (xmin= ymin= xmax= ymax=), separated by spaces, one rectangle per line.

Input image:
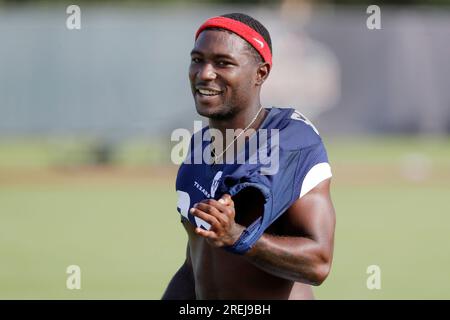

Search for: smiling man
xmin=162 ymin=13 xmax=336 ymax=300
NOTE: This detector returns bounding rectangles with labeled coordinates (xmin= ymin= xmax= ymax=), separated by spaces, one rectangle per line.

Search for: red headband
xmin=195 ymin=16 xmax=272 ymax=67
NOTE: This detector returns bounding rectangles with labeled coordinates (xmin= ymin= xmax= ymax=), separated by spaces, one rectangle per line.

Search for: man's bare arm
xmin=161 ymin=243 xmax=196 ymax=300
xmin=242 ymin=179 xmax=335 ymax=285
xmin=191 ymin=179 xmax=335 ymax=286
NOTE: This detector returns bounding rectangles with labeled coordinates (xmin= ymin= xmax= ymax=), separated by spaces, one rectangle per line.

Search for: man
xmin=163 ymin=13 xmax=335 ymax=300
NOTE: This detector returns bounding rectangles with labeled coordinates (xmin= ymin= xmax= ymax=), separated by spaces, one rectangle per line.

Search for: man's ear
xmin=255 ymin=62 xmax=271 ymax=86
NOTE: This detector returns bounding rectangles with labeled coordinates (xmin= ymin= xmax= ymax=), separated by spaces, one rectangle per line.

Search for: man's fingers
xmin=199 ymin=199 xmax=228 ymax=212
xmin=190 ymin=207 xmax=221 ymax=228
xmin=219 ymin=194 xmax=233 ymax=206
xmin=195 ymin=227 xmax=216 ymax=239
xmin=195 ymin=201 xmax=231 ymax=223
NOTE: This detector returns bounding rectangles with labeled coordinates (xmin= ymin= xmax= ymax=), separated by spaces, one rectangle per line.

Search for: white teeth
xmin=198 ymin=89 xmax=221 ymax=96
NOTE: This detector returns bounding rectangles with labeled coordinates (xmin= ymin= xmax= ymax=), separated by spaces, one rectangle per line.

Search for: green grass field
xmin=0 ymin=137 xmax=449 ymax=299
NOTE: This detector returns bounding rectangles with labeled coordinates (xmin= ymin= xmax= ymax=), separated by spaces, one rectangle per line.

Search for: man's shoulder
xmin=269 ymin=107 xmax=323 ymax=151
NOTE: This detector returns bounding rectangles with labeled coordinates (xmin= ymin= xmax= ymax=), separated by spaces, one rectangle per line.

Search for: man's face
xmin=189 ymin=30 xmax=259 ymax=119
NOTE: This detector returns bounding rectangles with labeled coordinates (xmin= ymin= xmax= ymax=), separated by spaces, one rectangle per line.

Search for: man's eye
xmin=191 ymin=57 xmax=201 ymax=63
xmin=217 ymin=61 xmax=230 ymax=66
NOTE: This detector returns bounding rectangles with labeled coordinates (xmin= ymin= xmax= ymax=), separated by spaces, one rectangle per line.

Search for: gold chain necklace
xmin=211 ymin=106 xmax=264 ymax=164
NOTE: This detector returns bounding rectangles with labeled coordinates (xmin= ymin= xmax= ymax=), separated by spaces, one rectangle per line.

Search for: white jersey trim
xmin=299 ymin=162 xmax=332 ymax=198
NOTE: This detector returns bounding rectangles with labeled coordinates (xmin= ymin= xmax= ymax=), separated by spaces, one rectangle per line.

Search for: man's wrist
xmin=230 ymin=223 xmax=246 ymax=246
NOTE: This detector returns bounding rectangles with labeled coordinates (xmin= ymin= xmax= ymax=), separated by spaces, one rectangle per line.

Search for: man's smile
xmin=195 ymin=86 xmax=223 ymax=97
xmin=194 ymin=85 xmax=224 ymax=105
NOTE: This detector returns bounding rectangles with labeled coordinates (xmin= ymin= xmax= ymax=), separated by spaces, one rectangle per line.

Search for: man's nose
xmin=197 ymin=63 xmax=217 ymax=81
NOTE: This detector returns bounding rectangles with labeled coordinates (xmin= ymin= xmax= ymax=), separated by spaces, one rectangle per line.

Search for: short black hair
xmin=204 ymin=13 xmax=272 ymax=65
xmin=221 ymin=13 xmax=272 ymax=54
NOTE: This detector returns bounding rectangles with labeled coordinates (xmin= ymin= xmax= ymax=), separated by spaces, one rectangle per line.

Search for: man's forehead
xmin=192 ymin=29 xmax=249 ymax=56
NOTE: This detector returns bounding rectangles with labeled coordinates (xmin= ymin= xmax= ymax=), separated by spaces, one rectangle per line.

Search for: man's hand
xmin=190 ymin=194 xmax=245 ymax=248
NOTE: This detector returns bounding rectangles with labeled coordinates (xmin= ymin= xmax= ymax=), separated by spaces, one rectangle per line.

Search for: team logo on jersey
xmin=193 ymin=181 xmax=210 ymax=198
xmin=210 ymin=171 xmax=223 ymax=198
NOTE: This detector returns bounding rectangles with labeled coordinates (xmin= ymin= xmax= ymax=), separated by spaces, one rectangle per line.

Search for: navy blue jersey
xmin=176 ymin=107 xmax=332 ymax=254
